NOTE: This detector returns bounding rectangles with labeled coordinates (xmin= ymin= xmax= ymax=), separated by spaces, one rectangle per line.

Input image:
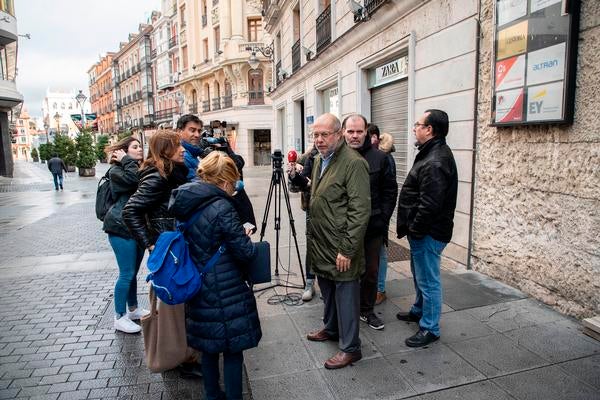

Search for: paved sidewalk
xmin=1 ymin=160 xmax=599 ymax=400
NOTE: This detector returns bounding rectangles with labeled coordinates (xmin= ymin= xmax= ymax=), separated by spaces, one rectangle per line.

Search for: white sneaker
xmin=114 ymin=315 xmax=141 ymax=334
xmin=302 ymin=285 xmax=315 ymax=302
xmin=127 ymin=308 xmax=150 ymax=321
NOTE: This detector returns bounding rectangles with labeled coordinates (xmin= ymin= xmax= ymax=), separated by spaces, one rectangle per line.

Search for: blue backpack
xmin=146 ymin=206 xmax=225 ymax=305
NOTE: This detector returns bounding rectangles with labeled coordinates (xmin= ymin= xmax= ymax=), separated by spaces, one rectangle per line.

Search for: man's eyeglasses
xmin=312 ymin=131 xmax=336 ymax=139
xmin=413 ymin=122 xmax=430 ymax=129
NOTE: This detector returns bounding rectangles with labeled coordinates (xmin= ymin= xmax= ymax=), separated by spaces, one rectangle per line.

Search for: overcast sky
xmin=16 ymin=0 xmax=160 ymax=118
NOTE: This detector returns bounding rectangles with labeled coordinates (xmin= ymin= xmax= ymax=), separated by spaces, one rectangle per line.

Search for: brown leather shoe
xmin=307 ymin=329 xmax=338 ymax=342
xmin=375 ymin=291 xmax=387 ymax=305
xmin=324 ymin=350 xmax=362 ymax=369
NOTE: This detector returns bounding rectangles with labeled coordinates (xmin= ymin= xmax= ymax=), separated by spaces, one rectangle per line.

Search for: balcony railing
xmin=248 ymin=91 xmax=264 ymax=105
xmin=151 ymin=48 xmax=157 ymax=59
xmin=154 ymin=107 xmax=176 ymax=121
xmin=202 ymin=100 xmax=210 ymax=113
xmin=212 ymin=97 xmax=221 ymax=111
xmin=292 ymin=39 xmax=301 ymax=73
xmin=222 ymin=95 xmax=232 ymax=109
xmin=189 ymin=103 xmax=198 ymax=114
xmin=143 ymin=115 xmax=155 ymax=126
xmin=316 ymin=5 xmax=331 ymax=54
xmin=169 ymin=36 xmax=178 ymax=49
xmin=202 ymin=15 xmax=207 ymax=27
xmin=275 ymin=60 xmax=282 ymax=85
xmin=364 ymin=0 xmax=387 ymax=15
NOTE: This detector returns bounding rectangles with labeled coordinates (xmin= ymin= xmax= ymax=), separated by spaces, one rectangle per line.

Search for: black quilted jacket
xmin=168 ymin=181 xmax=261 ymax=354
xmin=122 ymin=163 xmax=188 ymax=249
xmin=102 ymin=156 xmax=139 ymax=239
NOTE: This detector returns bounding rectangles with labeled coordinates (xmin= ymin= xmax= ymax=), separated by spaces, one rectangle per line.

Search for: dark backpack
xmin=95 ymin=169 xmax=114 ymax=221
xmin=146 ymin=206 xmax=224 ymax=305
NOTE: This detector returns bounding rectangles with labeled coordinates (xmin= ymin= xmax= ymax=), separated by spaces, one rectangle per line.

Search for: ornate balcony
xmin=154 ymin=107 xmax=176 ymax=121
xmin=212 ymin=97 xmax=221 ymax=111
xmin=248 ymin=91 xmax=264 ymax=105
xmin=202 ymin=100 xmax=210 ymax=113
xmin=222 ymin=95 xmax=232 ymax=109
xmin=189 ymin=103 xmax=198 ymax=114
xmin=316 ymin=5 xmax=331 ymax=54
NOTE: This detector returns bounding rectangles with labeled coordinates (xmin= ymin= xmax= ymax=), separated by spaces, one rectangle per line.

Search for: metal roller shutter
xmin=371 ymin=78 xmax=409 ymax=228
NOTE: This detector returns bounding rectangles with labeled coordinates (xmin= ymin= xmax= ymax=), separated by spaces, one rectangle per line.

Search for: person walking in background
xmin=47 ymin=153 xmax=67 ymax=191
xmin=169 ymin=151 xmax=261 ymax=400
xmin=396 ymin=109 xmax=458 ymax=347
xmin=294 ymin=113 xmax=371 ymax=370
xmin=102 ymin=137 xmax=148 ymax=334
xmin=376 ymin=132 xmax=397 ymax=305
xmin=343 ymin=116 xmax=398 ymax=331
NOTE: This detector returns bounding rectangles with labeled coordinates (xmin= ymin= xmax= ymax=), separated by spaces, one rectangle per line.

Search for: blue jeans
xmin=408 ymin=235 xmax=446 ymax=336
xmin=52 ymin=173 xmax=63 ymax=190
xmin=202 ymin=351 xmax=244 ymax=400
xmin=377 ymin=244 xmax=388 ymax=292
xmin=108 ymin=235 xmax=145 ymax=317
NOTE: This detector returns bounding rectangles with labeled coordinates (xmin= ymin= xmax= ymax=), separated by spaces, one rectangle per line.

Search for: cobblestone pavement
xmin=1 ymin=161 xmax=599 ymax=400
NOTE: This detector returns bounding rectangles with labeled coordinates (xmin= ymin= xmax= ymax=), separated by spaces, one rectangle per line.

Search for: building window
xmin=248 ymin=18 xmax=262 ymax=42
xmin=203 ymin=39 xmax=209 ymax=61
xmin=321 ymin=86 xmax=339 ymax=116
xmin=182 ymin=46 xmax=188 ymax=70
xmin=214 ymin=27 xmax=220 ymax=53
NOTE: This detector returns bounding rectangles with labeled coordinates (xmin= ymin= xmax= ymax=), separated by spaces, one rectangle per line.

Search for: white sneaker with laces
xmin=302 ymin=284 xmax=315 ymax=302
xmin=114 ymin=315 xmax=141 ymax=334
xmin=127 ymin=308 xmax=150 ymax=321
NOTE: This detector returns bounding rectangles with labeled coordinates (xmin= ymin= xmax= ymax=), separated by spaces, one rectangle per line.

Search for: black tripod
xmin=259 ymin=151 xmax=306 ymax=290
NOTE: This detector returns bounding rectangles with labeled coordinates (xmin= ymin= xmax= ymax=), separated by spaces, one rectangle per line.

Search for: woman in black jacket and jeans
xmin=103 ymin=137 xmax=147 ymax=334
xmin=169 ymin=151 xmax=261 ymax=400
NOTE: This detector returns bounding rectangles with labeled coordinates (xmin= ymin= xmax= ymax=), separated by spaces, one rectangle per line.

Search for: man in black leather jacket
xmin=396 ymin=109 xmax=458 ymax=348
xmin=343 ymin=114 xmax=398 ymax=331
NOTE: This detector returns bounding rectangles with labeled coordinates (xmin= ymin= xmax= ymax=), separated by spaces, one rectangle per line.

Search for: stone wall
xmin=472 ymin=0 xmax=600 ymax=318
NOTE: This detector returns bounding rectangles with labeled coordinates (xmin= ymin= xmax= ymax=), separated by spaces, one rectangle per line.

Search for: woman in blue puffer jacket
xmin=168 ymin=151 xmax=261 ymax=400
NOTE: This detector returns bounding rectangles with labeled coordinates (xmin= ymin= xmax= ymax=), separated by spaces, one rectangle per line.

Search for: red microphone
xmin=287 ymin=149 xmax=298 ymax=163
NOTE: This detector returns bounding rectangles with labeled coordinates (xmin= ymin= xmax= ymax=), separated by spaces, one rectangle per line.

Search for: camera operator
xmin=177 ymin=116 xmax=257 ymax=235
xmin=177 ymin=114 xmax=204 ymax=181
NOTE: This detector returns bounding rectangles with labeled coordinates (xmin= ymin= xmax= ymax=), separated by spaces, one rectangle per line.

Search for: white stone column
xmin=220 ymin=0 xmax=232 ymax=40
xmin=231 ymin=0 xmax=243 ymax=40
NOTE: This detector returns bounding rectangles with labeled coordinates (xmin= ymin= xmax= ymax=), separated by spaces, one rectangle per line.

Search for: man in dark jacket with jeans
xmin=343 ymin=114 xmax=398 ymax=331
xmin=396 ymin=109 xmax=458 ymax=347
xmin=47 ymin=154 xmax=67 ymax=191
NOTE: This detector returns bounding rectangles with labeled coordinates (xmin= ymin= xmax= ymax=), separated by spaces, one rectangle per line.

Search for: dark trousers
xmin=360 ymin=234 xmax=384 ymax=314
xmin=318 ymin=276 xmax=361 ymax=353
xmin=305 ymin=213 xmax=315 ymax=280
xmin=201 ymin=351 xmax=244 ymax=400
xmin=52 ymin=173 xmax=63 ymax=190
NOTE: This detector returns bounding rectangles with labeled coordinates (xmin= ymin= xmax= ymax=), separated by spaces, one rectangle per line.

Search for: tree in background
xmin=54 ymin=134 xmax=77 ymax=168
xmin=38 ymin=143 xmax=55 ymax=163
xmin=96 ymin=134 xmax=110 ymax=162
xmin=75 ymin=129 xmax=97 ymax=175
xmin=118 ymin=131 xmax=133 ymax=141
xmin=31 ymin=148 xmax=39 ymax=162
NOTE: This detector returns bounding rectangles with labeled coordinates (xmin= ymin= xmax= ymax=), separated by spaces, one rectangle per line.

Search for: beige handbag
xmin=141 ymin=286 xmax=197 ymax=373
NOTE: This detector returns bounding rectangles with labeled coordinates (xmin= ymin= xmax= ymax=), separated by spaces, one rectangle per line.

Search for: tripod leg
xmin=259 ymin=173 xmax=276 ymax=241
xmin=281 ymin=177 xmax=306 ymax=287
xmin=274 ymin=176 xmax=281 ymax=276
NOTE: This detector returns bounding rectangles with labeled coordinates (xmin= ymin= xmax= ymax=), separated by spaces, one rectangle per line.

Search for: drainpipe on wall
xmin=467 ymin=8 xmax=483 ymax=271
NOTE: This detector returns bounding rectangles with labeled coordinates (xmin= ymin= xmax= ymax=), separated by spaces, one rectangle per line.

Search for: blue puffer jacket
xmin=168 ymin=181 xmax=261 ymax=354
xmin=182 ymin=141 xmax=202 ymax=181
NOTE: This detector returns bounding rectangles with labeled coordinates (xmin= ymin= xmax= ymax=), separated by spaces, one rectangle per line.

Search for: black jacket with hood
xmin=102 ymin=155 xmax=140 ymax=239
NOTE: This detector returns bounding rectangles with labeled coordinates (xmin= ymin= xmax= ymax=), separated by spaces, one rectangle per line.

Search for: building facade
xmin=264 ymin=0 xmax=479 ymax=269
xmin=0 ymin=0 xmax=23 ymax=177
xmin=11 ymin=107 xmax=36 ymax=161
xmin=88 ymin=53 xmax=116 ymax=136
xmin=113 ymin=24 xmax=155 ymax=136
xmin=176 ymin=0 xmax=273 ymax=165
xmin=41 ymin=89 xmax=91 ymax=140
xmin=151 ymin=0 xmax=183 ymax=129
xmin=471 ymin=0 xmax=599 ymax=317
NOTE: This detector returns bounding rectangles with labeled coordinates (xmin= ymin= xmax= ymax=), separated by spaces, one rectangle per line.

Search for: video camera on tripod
xmin=200 ymin=120 xmax=229 ymax=158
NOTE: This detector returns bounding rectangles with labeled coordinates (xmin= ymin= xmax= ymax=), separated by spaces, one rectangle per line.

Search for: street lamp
xmin=75 ymin=90 xmax=87 ymax=136
xmin=43 ymin=122 xmax=49 ymax=144
xmin=246 ymin=43 xmax=274 ymax=70
xmin=174 ymin=92 xmax=184 ymax=129
xmin=53 ymin=112 xmax=61 ymax=140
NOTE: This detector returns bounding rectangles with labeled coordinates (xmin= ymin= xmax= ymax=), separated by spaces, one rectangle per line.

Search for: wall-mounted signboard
xmin=491 ymin=0 xmax=580 ymax=126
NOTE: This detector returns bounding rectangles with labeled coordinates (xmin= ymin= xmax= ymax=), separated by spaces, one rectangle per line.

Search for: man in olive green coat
xmin=291 ymin=113 xmax=371 ymax=369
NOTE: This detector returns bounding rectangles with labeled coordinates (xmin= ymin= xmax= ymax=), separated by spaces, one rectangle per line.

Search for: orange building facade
xmin=88 ymin=53 xmax=116 ymax=135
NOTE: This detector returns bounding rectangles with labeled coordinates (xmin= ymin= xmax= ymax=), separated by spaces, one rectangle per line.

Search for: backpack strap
xmin=177 ymin=206 xmax=206 ymax=232
xmin=199 ymin=245 xmax=226 ymax=275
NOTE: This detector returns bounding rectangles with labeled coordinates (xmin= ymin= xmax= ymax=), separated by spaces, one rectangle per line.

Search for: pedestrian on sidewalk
xmin=122 ymin=130 xmax=202 ymax=376
xmin=375 ymin=132 xmax=397 ymax=305
xmin=102 ymin=137 xmax=149 ymax=334
xmin=47 ymin=153 xmax=67 ymax=191
xmin=299 ymin=113 xmax=371 ymax=370
xmin=169 ymin=151 xmax=261 ymax=400
xmin=396 ymin=109 xmax=458 ymax=347
xmin=343 ymin=116 xmax=398 ymax=331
